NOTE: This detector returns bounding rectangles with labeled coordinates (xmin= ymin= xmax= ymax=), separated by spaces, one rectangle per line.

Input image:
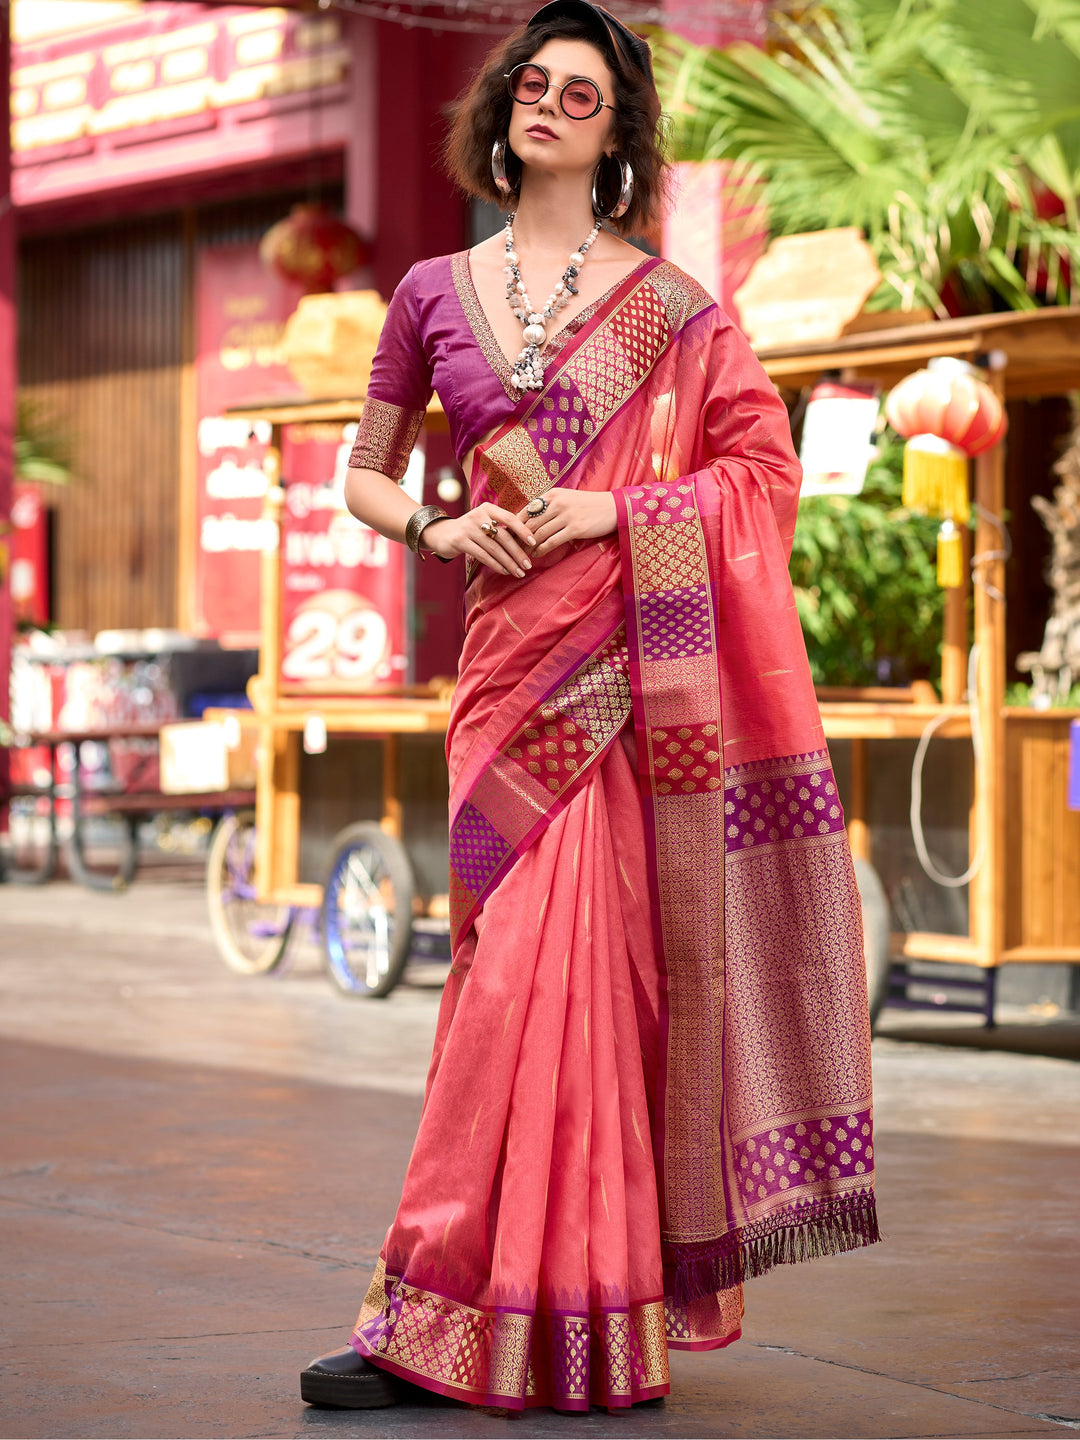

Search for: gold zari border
xmin=352 ymin=1268 xmax=674 ymax=1405
xmin=349 ymin=397 xmax=424 ymax=481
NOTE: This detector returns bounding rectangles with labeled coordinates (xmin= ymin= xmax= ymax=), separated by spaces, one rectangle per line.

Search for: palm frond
xmin=652 ymin=0 xmax=1080 ymax=313
xmin=16 ymin=398 xmax=74 ymax=485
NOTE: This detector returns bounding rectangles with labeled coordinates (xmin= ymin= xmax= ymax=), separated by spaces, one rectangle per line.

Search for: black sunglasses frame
xmin=504 ymin=62 xmax=614 ymax=121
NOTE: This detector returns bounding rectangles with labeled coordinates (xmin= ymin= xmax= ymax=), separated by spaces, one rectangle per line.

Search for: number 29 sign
xmin=279 ymin=426 xmax=408 ymax=692
xmin=282 ymin=590 xmax=392 ymax=685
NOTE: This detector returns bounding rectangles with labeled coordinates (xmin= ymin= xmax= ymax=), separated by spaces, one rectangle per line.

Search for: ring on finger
xmin=526 ymin=495 xmax=549 ymax=517
xmin=479 ymin=517 xmax=499 ymax=539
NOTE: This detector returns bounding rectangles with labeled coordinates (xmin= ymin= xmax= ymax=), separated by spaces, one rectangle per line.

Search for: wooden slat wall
xmin=18 ymin=186 xmax=346 ymax=637
xmin=19 ymin=214 xmax=184 ymax=632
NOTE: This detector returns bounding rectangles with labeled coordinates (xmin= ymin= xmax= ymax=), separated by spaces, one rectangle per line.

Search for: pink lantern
xmin=885 ymin=357 xmax=1006 ymax=457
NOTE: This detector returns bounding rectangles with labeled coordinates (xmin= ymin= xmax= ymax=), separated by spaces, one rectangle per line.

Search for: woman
xmin=301 ymin=0 xmax=879 ymax=1414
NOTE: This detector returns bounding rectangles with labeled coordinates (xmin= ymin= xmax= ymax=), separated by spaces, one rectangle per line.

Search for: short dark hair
xmin=444 ymin=14 xmax=669 ymax=236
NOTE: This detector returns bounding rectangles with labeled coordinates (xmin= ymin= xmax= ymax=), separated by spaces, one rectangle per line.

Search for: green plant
xmin=16 ymin=398 xmax=73 ymax=485
xmin=652 ymin=0 xmax=1080 ymax=314
xmin=1005 ymin=681 xmax=1080 ymax=705
xmin=789 ymin=427 xmax=945 ymax=685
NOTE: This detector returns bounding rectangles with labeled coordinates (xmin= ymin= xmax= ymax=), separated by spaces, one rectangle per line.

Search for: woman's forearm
xmin=343 ymin=466 xmax=423 ymax=545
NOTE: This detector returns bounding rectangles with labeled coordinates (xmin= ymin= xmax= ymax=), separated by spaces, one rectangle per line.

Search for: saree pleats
xmin=352 ymin=737 xmax=742 ymax=1409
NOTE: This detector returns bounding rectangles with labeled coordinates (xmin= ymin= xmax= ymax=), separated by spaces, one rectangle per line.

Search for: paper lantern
xmin=259 ymin=203 xmax=369 ymax=293
xmin=884 ymin=357 xmax=1007 ymax=587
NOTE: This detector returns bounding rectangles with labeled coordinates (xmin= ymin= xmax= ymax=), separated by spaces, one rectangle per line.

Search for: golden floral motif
xmin=349 ymin=398 xmax=424 ymax=482
xmin=646 ymin=262 xmax=715 ymax=329
xmin=624 ymin=482 xmax=731 ymax=1245
xmin=481 ymin=425 xmax=551 ymax=507
xmin=488 ymin=1311 xmax=532 ymax=1400
xmin=353 ymin=1256 xmax=388 ymax=1332
xmin=356 ymin=1276 xmax=670 ymax=1406
xmin=722 ymin=840 xmax=872 ymax=1148
xmin=631 ymin=1300 xmax=671 ymax=1384
xmin=664 ymin=1285 xmax=744 ymax=1348
xmin=631 ymin=517 xmax=707 ymax=592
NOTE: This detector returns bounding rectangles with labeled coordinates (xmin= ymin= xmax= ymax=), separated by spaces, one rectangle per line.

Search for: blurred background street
xmin=5 ymin=0 xmax=1080 ymax=1436
xmin=2 ymin=876 xmax=1079 ymax=1440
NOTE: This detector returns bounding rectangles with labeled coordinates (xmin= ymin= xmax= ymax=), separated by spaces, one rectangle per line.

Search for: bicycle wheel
xmin=854 ymin=857 xmax=891 ymax=1032
xmin=206 ymin=810 xmax=293 ymax=975
xmin=320 ymin=822 xmax=414 ymax=998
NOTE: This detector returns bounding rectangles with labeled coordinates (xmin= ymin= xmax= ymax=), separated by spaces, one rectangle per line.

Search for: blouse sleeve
xmin=348 ymin=267 xmax=433 ymax=481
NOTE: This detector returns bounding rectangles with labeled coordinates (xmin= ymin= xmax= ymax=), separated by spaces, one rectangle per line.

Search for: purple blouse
xmin=348 ymin=251 xmax=650 ymax=480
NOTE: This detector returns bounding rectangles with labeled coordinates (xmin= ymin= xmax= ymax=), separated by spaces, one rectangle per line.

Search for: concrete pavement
xmin=1 ymin=875 xmax=1078 ymax=1438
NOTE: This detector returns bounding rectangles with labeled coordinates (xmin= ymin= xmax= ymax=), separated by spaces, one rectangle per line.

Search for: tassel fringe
xmin=902 ymin=437 xmax=970 ymax=522
xmin=668 ymin=1189 xmax=881 ymax=1306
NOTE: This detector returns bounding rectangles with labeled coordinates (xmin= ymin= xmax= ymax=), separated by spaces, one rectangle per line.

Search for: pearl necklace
xmin=503 ymin=212 xmax=601 ymax=391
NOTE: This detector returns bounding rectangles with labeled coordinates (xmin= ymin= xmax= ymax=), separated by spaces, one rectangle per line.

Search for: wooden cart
xmin=220 ymin=308 xmax=1080 ymax=1015
xmin=758 ymin=306 xmax=1080 ymax=1022
xmin=208 ymin=397 xmax=455 ymax=996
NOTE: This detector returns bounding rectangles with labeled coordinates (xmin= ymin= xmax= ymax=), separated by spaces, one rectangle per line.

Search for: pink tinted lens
xmin=561 ymin=80 xmax=601 ymax=117
xmin=510 ymin=65 xmax=549 ymax=103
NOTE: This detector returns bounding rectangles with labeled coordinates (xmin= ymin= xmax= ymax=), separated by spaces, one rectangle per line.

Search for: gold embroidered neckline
xmin=451 ymin=250 xmax=658 ymax=402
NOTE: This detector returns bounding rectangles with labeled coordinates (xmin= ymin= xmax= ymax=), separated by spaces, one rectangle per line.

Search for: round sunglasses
xmin=504 ymin=62 xmax=614 ymax=121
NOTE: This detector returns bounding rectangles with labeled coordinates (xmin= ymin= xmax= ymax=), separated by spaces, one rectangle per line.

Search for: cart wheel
xmin=67 ymin=811 xmax=138 ymax=892
xmin=320 ymin=822 xmax=414 ymax=998
xmin=4 ymin=795 xmax=60 ymax=885
xmin=855 ymin=857 xmax=890 ymax=1032
xmin=206 ymin=810 xmax=293 ymax=975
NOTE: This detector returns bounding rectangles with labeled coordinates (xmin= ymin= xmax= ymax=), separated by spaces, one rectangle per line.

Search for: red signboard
xmin=10 ymin=483 xmax=49 ymax=628
xmin=194 ymin=240 xmax=412 ymax=687
xmin=280 ymin=425 xmax=408 ymax=690
xmin=194 ymin=241 xmax=304 ymax=645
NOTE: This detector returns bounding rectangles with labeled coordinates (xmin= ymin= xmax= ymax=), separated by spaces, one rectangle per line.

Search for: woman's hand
xmin=423 ymin=505 xmax=537 ymax=577
xmin=516 ymin=490 xmax=618 ymax=558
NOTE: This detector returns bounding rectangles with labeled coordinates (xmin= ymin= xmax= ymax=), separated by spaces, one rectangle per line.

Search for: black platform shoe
xmin=300 ymin=1345 xmax=400 ymax=1408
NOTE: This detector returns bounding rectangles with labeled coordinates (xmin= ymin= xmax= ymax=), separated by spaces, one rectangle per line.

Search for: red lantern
xmin=884 ymin=358 xmax=1007 ymax=587
xmin=259 ymin=203 xmax=370 ymax=294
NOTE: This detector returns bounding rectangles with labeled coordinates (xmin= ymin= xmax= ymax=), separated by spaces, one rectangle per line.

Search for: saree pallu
xmin=351 ymin=258 xmax=879 ymax=1410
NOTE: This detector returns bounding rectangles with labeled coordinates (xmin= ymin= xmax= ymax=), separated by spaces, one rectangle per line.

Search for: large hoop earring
xmin=491 ymin=138 xmax=517 ymax=198
xmin=592 ymin=156 xmax=634 ymax=220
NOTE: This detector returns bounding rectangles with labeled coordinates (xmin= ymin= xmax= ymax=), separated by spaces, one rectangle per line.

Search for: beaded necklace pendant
xmin=503 ymin=212 xmax=601 ymax=392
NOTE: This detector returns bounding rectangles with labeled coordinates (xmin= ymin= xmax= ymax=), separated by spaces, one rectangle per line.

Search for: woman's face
xmin=507 ymin=38 xmax=617 ymax=182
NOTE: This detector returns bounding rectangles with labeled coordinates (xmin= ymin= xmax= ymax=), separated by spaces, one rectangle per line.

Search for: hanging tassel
xmin=902 ymin=434 xmax=970 ymax=523
xmin=936 ymin=519 xmax=964 ymax=588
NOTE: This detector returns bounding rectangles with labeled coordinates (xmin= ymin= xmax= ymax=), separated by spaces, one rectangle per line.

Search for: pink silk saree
xmin=350 ymin=257 xmax=879 ymax=1410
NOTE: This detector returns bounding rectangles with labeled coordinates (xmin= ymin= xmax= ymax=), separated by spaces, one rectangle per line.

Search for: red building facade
xmin=13 ymin=1 xmax=489 ymax=645
xmin=10 ymin=0 xmax=764 ymax=652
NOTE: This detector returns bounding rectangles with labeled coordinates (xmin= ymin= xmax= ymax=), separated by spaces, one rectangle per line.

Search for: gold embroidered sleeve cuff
xmin=348 ymin=398 xmax=425 ymax=482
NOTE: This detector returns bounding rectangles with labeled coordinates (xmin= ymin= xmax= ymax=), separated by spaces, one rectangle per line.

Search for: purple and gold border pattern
xmin=733 ymin=1107 xmax=874 ymax=1215
xmin=618 ymin=479 xmax=729 ymax=1247
xmin=352 ymin=1262 xmax=671 ymax=1410
xmin=348 ymin=397 xmax=425 ymax=482
xmin=448 ymin=627 xmax=631 ymax=942
xmin=722 ymin=751 xmax=846 ymax=854
xmin=476 ymin=265 xmax=713 ymax=514
xmin=619 ymin=484 xmax=880 ymax=1298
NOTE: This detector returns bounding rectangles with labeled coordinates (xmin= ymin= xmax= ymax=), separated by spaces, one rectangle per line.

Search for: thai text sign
xmin=194 ymin=241 xmax=305 ymax=645
xmin=280 ymin=426 xmax=409 ymax=691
